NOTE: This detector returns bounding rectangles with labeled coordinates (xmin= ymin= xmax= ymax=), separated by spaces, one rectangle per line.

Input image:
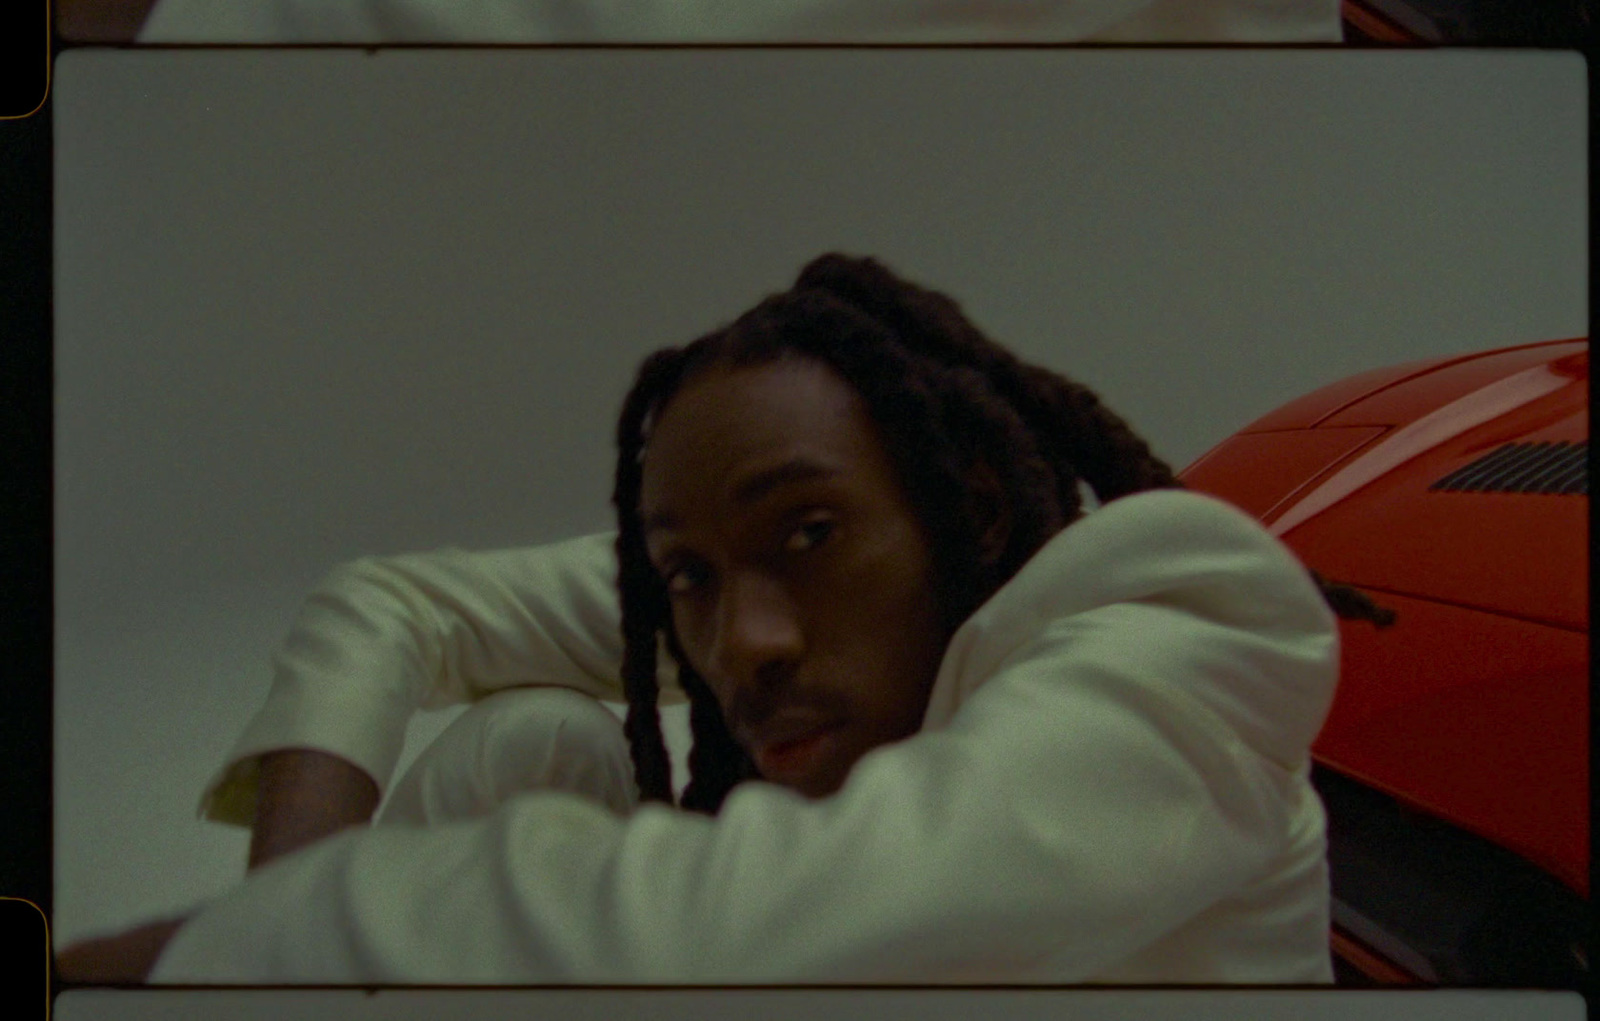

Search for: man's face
xmin=639 ymin=357 xmax=946 ymax=798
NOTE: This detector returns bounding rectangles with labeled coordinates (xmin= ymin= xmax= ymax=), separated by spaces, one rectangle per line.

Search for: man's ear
xmin=965 ymin=460 xmax=1012 ymax=567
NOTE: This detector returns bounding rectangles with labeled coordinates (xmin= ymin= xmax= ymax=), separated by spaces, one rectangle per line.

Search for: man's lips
xmin=751 ymin=722 xmax=844 ymax=782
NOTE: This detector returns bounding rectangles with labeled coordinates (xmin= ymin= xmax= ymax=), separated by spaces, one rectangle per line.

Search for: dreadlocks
xmin=611 ymin=253 xmax=1396 ymax=814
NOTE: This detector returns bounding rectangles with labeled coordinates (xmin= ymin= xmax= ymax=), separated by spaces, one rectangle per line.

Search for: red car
xmin=1180 ymin=338 xmax=1588 ymax=986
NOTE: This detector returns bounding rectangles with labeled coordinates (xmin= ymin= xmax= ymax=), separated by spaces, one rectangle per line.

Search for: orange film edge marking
xmin=1330 ymin=927 xmax=1425 ymax=985
xmin=1341 ymin=1 xmax=1422 ymax=42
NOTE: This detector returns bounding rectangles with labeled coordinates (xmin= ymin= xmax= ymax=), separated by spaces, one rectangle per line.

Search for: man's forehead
xmin=641 ymin=364 xmax=863 ymax=471
xmin=641 ymin=450 xmax=845 ymax=535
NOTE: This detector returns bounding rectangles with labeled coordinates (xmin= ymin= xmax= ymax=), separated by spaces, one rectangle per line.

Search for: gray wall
xmin=52 ymin=48 xmax=1585 ymax=945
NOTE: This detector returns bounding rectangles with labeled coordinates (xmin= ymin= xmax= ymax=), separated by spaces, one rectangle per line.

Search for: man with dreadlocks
xmin=61 ymin=254 xmax=1393 ymax=984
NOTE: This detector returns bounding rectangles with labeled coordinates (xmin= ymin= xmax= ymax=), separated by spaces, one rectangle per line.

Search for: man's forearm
xmin=54 ymin=751 xmax=381 ymax=983
xmin=249 ymin=748 xmax=381 ymax=869
xmin=56 ymin=916 xmax=188 ymax=984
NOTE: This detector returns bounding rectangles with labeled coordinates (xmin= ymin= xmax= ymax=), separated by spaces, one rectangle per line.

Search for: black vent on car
xmin=1429 ymin=441 xmax=1587 ymax=495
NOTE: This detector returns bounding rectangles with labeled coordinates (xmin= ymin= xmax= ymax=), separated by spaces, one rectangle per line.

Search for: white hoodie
xmin=152 ymin=489 xmax=1338 ymax=983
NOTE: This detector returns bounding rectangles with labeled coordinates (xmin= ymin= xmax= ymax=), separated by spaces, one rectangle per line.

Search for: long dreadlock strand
xmin=791 ymin=253 xmax=1396 ymax=628
xmin=795 ymin=254 xmax=1178 ymax=504
xmin=1307 ymin=570 xmax=1398 ymax=628
xmin=673 ymin=636 xmax=758 ymax=815
xmin=612 ymin=347 xmax=689 ymax=805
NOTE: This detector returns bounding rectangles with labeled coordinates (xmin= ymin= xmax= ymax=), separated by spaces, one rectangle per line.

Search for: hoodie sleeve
xmin=199 ymin=533 xmax=680 ymax=827
xmin=156 ymin=493 xmax=1336 ymax=983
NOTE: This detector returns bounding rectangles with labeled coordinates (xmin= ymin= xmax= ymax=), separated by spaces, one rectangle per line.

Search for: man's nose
xmin=705 ymin=571 xmax=804 ymax=700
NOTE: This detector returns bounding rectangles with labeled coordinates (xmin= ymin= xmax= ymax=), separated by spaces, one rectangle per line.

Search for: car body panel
xmin=1313 ymin=590 xmax=1587 ymax=896
xmin=1177 ymin=338 xmax=1590 ymax=985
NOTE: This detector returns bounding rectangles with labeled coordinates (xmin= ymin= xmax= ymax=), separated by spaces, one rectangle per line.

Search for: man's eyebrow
xmin=731 ymin=457 xmax=839 ymax=506
xmin=643 ymin=457 xmax=839 ymax=536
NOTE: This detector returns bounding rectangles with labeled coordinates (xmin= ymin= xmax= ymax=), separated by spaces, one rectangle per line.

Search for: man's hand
xmin=250 ymin=749 xmax=381 ymax=869
xmin=56 ymin=916 xmax=188 ymax=984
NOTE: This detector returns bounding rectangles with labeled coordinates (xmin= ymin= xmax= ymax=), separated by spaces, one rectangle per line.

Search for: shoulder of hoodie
xmin=956 ymin=488 xmax=1333 ymax=662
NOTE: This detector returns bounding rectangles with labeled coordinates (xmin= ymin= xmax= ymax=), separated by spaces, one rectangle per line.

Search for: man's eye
xmin=785 ymin=518 xmax=835 ymax=553
xmin=664 ymin=563 xmax=709 ymax=596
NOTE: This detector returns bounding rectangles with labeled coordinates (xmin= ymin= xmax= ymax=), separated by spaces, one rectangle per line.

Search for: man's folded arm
xmin=203 ymin=533 xmax=675 ymax=856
